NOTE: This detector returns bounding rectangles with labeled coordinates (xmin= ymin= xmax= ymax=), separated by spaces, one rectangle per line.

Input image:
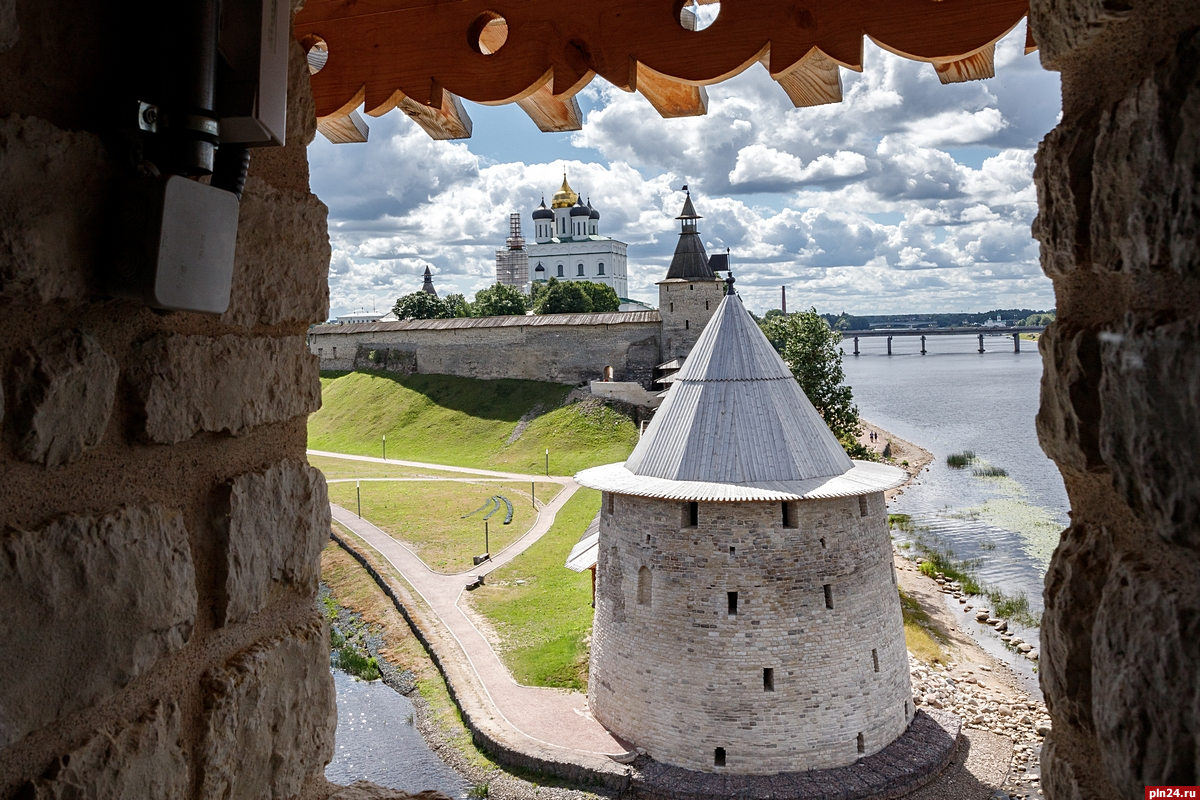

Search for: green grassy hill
xmin=309 ymin=371 xmax=639 ymax=474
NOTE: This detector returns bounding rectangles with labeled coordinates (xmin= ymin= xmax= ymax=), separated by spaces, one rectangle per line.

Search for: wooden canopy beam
xmin=297 ymin=0 xmax=1031 ymax=141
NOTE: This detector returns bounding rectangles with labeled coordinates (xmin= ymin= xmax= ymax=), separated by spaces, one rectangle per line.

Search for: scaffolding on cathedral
xmin=495 ymin=213 xmax=530 ymax=294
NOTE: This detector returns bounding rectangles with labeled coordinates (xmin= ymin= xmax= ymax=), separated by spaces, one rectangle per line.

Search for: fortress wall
xmin=0 ymin=5 xmax=342 ymax=798
xmin=1030 ymin=0 xmax=1200 ymax=793
xmin=310 ymin=320 xmax=662 ymax=388
xmin=588 ymin=491 xmax=911 ymax=774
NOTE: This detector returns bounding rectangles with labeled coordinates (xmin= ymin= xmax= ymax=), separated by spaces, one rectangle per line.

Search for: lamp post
xmin=484 ymin=519 xmax=489 ymax=555
xmin=545 ymin=448 xmax=549 ymax=477
xmin=531 ymin=481 xmax=535 ymax=508
xmin=382 ymin=434 xmax=386 ymax=461
xmin=356 ymin=480 xmax=361 ymax=518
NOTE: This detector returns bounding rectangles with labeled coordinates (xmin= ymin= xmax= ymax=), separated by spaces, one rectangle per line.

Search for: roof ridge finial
xmin=725 ymin=269 xmax=736 ymax=296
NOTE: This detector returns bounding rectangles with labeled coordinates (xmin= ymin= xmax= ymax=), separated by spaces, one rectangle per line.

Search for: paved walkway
xmin=313 ymin=450 xmax=628 ymax=757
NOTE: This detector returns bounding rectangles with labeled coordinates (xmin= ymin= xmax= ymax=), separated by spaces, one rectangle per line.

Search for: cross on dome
xmin=550 ymin=173 xmax=578 ymax=208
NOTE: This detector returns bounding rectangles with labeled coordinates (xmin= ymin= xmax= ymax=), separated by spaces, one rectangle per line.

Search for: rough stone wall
xmin=659 ymin=279 xmax=725 ymax=362
xmin=310 ymin=320 xmax=663 ymax=388
xmin=588 ymin=492 xmax=911 ymax=774
xmin=0 ymin=2 xmax=345 ymax=798
xmin=1029 ymin=0 xmax=1200 ymax=796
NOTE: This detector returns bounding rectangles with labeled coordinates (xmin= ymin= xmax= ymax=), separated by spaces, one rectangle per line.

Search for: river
xmin=326 ymin=669 xmax=471 ymax=797
xmin=841 ymin=332 xmax=1067 ymax=691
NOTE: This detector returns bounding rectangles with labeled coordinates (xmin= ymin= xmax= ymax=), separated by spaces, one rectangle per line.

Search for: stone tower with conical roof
xmin=577 ymin=283 xmax=913 ymax=775
xmin=420 ymin=265 xmax=437 ymax=297
xmin=659 ymin=190 xmax=727 ymax=361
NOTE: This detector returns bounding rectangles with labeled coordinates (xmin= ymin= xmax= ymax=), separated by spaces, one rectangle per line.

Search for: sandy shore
xmin=865 ymin=418 xmax=1048 ymax=799
xmin=856 ymin=419 xmax=935 ymax=501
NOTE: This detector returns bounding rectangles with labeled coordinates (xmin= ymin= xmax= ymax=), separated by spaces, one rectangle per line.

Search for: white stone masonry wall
xmin=659 ymin=280 xmax=725 ymax=361
xmin=588 ymin=492 xmax=912 ymax=774
xmin=310 ymin=320 xmax=662 ymax=388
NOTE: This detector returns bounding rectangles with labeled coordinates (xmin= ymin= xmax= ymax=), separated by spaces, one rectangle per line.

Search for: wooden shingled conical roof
xmin=576 ymin=291 xmax=906 ymax=501
xmin=665 ymin=191 xmax=717 ymax=280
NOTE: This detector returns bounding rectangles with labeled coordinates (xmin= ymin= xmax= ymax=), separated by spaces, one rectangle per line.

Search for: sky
xmin=308 ymin=20 xmax=1062 ymax=319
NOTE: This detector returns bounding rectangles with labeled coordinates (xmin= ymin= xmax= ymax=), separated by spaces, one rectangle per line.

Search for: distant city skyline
xmin=309 ymin=21 xmax=1061 ymax=320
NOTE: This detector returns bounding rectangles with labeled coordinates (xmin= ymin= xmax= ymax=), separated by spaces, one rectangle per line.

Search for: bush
xmin=335 ymin=645 xmax=382 ymax=681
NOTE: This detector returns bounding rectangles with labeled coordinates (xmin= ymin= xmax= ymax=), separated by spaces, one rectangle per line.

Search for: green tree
xmin=443 ymin=293 xmax=472 ymax=318
xmin=760 ymin=309 xmax=871 ymax=459
xmin=578 ymin=281 xmax=620 ymax=313
xmin=533 ymin=278 xmax=591 ymax=314
xmin=472 ymin=283 xmax=528 ymax=317
xmin=392 ymin=292 xmax=451 ymax=320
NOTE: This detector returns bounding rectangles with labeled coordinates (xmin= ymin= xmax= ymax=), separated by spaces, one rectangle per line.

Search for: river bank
xmin=861 ymin=418 xmax=1048 ymax=799
xmin=320 ymin=419 xmax=1051 ymax=800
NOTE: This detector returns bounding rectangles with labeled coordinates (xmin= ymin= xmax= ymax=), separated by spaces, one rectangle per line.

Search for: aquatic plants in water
xmin=335 ymin=647 xmax=383 ymax=681
xmin=946 ymin=451 xmax=976 ymax=468
xmin=888 ymin=516 xmax=1042 ymax=627
xmin=973 ymin=465 xmax=1009 ymax=478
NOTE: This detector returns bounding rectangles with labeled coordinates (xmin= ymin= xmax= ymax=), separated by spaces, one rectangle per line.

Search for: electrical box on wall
xmin=108 ymin=175 xmax=240 ymax=314
xmin=107 ymin=0 xmax=288 ymax=314
xmin=217 ymin=0 xmax=289 ymax=146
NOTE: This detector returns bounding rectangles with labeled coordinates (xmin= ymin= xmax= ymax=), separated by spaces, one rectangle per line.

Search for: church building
xmin=528 ymin=175 xmax=629 ymax=299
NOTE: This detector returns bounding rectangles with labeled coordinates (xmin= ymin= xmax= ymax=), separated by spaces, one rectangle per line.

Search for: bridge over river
xmin=846 ymin=327 xmax=1047 ymax=355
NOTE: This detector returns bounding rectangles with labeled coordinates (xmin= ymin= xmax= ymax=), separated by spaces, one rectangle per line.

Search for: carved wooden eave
xmin=295 ymin=0 xmax=1033 ymax=143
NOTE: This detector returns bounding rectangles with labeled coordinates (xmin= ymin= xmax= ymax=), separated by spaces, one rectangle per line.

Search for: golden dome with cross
xmin=550 ymin=174 xmax=579 ymax=209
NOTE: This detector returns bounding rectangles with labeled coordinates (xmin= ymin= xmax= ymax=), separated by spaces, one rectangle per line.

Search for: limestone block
xmin=8 ymin=329 xmax=119 ymax=466
xmin=0 ymin=115 xmax=110 ymax=302
xmin=1029 ymin=0 xmax=1131 ymax=69
xmin=1035 ymin=323 xmax=1105 ymax=475
xmin=287 ymin=37 xmax=317 ymax=147
xmin=1031 ymin=112 xmax=1098 ymax=279
xmin=198 ymin=618 xmax=336 ymax=800
xmin=221 ymin=177 xmax=330 ymax=329
xmin=329 ymin=783 xmax=452 ymax=800
xmin=22 ymin=702 xmax=189 ymax=799
xmin=216 ymin=460 xmax=330 ymax=625
xmin=1092 ymin=552 xmax=1200 ymax=794
xmin=0 ymin=506 xmax=197 ymax=748
xmin=132 ymin=334 xmax=320 ymax=444
xmin=0 ymin=0 xmax=16 ymax=53
xmin=1039 ymin=523 xmax=1111 ymax=732
xmin=1040 ymin=729 xmax=1121 ymax=800
xmin=1099 ymin=314 xmax=1200 ymax=549
xmin=1090 ymin=32 xmax=1200 ymax=276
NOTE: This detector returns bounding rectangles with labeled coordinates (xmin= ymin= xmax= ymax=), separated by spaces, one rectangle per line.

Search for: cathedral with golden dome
xmin=527 ymin=174 xmax=629 ymax=299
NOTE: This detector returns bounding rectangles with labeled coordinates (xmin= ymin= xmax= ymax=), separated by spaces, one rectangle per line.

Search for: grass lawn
xmin=326 ymin=479 xmax=563 ymax=573
xmin=309 ymin=371 xmax=637 ymax=475
xmin=467 ymin=488 xmax=601 ymax=691
xmin=308 ymin=454 xmax=464 ymax=481
xmin=900 ymin=588 xmax=949 ymax=665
